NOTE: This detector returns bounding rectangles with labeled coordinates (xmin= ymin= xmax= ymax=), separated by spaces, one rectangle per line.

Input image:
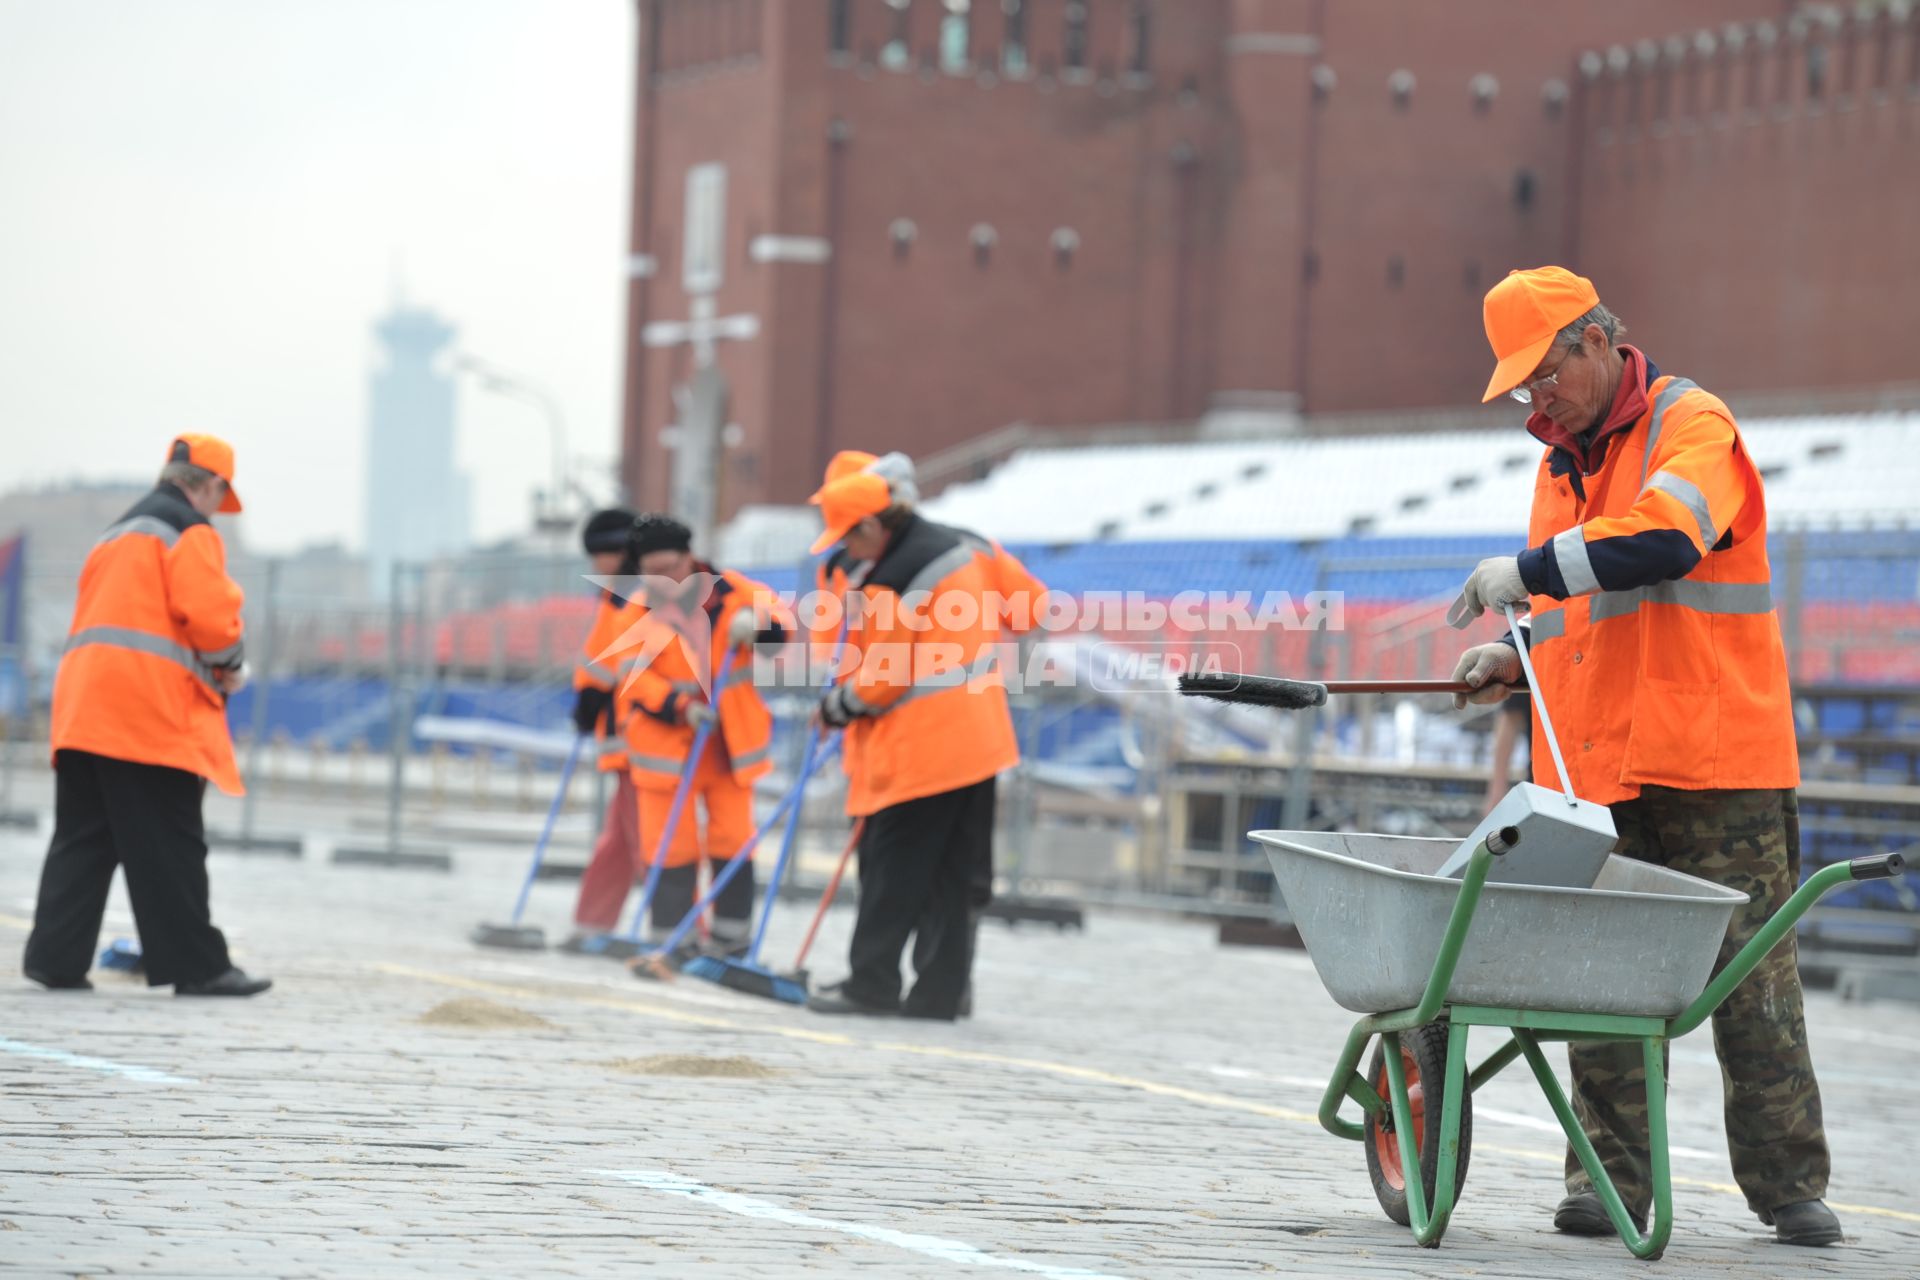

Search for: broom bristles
xmin=1176 ymin=672 xmax=1329 ymax=710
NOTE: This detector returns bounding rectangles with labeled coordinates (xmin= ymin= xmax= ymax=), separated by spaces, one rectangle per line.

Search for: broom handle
xmin=1504 ymin=602 xmax=1577 ymax=806
xmin=1320 ymin=679 xmax=1473 ymax=694
xmin=509 ymin=733 xmax=586 ymax=925
xmin=793 ymin=818 xmax=863 ymax=970
xmin=620 ymin=645 xmax=740 ymax=943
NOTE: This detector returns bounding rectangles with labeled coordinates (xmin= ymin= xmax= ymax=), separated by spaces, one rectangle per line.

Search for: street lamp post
xmin=454 ymin=355 xmax=577 ymax=534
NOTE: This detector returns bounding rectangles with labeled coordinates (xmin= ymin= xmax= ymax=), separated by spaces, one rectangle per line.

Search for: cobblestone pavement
xmin=1 ymin=789 xmax=1916 ymax=1279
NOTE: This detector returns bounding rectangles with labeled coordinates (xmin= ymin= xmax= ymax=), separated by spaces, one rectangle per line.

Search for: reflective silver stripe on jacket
xmin=1553 ymin=527 xmax=1600 ymax=596
xmin=883 ymin=648 xmax=1009 ymax=714
xmin=1646 ymin=470 xmax=1716 ymax=550
xmin=729 ymin=744 xmax=771 ymax=770
xmin=63 ymin=625 xmax=218 ymax=689
xmin=1588 ymin=579 xmax=1774 ymax=624
xmin=93 ymin=515 xmax=184 ymax=551
xmin=627 ymin=750 xmax=682 ymax=773
xmin=198 ymin=640 xmax=244 ymax=667
xmin=1528 ymin=608 xmax=1567 ymax=646
xmin=899 ymin=544 xmax=977 ymax=601
xmin=1639 ymin=376 xmax=1701 ymax=489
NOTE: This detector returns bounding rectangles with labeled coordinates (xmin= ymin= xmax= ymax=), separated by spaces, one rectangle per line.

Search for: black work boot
xmin=1553 ymin=1191 xmax=1645 ymax=1237
xmin=1761 ymin=1200 xmax=1842 ymax=1246
xmin=805 ymin=981 xmax=898 ymax=1017
xmin=24 ymin=969 xmax=93 ymax=991
xmin=174 ymin=967 xmax=272 ymax=997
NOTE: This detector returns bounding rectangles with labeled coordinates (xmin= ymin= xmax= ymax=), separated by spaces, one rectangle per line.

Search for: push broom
xmin=470 ymin=732 xmax=587 ymax=950
xmin=629 ymin=736 xmax=843 ymax=997
xmin=678 ymin=717 xmax=832 ymax=1001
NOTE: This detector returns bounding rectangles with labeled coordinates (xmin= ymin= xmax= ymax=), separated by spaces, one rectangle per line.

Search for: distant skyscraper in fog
xmin=365 ymin=302 xmax=468 ymax=588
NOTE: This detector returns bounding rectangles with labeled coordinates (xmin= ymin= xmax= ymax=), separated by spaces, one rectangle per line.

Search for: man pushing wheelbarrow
xmin=1450 ymin=267 xmax=1840 ymax=1248
xmin=1186 ymin=267 xmax=1888 ymax=1259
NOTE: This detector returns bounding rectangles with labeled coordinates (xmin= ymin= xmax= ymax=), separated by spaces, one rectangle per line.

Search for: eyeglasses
xmin=1509 ymin=345 xmax=1576 ymax=405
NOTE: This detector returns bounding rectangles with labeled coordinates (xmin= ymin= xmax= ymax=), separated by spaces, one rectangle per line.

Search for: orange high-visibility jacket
xmin=816 ymin=528 xmax=1043 ymax=791
xmin=1514 ymin=372 xmax=1799 ymax=806
xmin=574 ymin=591 xmax=635 ymax=772
xmin=615 ymin=566 xmax=785 ymax=790
xmin=51 ymin=483 xmax=247 ymax=794
xmin=824 ymin=513 xmax=1020 ymax=816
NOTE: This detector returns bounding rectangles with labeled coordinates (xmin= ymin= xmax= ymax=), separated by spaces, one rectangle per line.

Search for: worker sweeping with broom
xmin=609 ymin=514 xmax=788 ymax=963
xmin=1449 ymin=266 xmax=1837 ymax=1247
xmin=802 ymin=453 xmax=1038 ymax=1021
xmin=557 ymin=507 xmax=646 ymax=951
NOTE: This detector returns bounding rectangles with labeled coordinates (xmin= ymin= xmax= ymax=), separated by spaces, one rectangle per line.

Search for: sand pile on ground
xmin=418 ymin=998 xmax=555 ymax=1030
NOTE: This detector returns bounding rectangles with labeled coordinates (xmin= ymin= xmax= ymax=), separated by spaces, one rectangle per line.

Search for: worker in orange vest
xmin=612 ymin=515 xmax=788 ymax=958
xmin=1452 ymin=267 xmax=1832 ymax=1246
xmin=23 ymin=435 xmax=270 ymax=997
xmin=803 ymin=454 xmax=1040 ymax=1020
xmin=559 ymin=507 xmax=651 ymax=948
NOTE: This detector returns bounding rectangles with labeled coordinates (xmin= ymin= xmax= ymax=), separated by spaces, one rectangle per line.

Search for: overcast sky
xmin=0 ymin=0 xmax=635 ymax=553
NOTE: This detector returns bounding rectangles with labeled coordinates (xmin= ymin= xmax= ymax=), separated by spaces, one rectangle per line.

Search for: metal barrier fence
xmin=2 ymin=535 xmax=1916 ymax=951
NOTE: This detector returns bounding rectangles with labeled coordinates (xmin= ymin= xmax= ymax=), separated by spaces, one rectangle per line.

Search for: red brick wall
xmin=1572 ymin=9 xmax=1920 ymax=400
xmin=620 ymin=1 xmax=1915 ymax=520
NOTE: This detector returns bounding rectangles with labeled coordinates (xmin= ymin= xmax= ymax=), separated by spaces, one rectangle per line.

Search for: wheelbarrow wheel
xmin=1363 ymin=1022 xmax=1471 ymax=1227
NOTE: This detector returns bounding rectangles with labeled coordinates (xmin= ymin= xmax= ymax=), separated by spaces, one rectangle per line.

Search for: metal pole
xmin=1782 ymin=526 xmax=1806 ymax=682
xmin=0 ymin=640 xmax=17 ymax=823
xmin=240 ymin=559 xmax=280 ymax=844
xmin=384 ymin=561 xmax=407 ymax=855
xmin=1281 ymin=559 xmax=1331 ymax=833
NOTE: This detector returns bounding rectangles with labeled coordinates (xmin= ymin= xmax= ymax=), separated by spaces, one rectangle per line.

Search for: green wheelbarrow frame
xmin=1315 ymin=827 xmax=1905 ymax=1260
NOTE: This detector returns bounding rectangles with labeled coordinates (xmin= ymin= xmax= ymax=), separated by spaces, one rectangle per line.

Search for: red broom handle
xmin=793 ymin=819 xmax=864 ymax=970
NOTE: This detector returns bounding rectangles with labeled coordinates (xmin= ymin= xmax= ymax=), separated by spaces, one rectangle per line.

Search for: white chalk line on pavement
xmin=0 ymin=1035 xmax=192 ymax=1086
xmin=600 ymin=1168 xmax=1129 ymax=1280
xmin=384 ymin=965 xmax=1920 ymax=1227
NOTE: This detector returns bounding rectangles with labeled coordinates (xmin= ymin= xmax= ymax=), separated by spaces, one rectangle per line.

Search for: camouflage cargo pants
xmin=1565 ymin=786 xmax=1829 ymax=1218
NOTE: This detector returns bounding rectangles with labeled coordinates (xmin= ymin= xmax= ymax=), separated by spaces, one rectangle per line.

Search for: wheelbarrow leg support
xmin=1513 ymin=1028 xmax=1672 ymax=1261
xmin=1380 ymin=1023 xmax=1470 ymax=1248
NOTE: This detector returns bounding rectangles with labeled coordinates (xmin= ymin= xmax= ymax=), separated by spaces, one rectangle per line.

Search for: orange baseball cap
xmin=809 ymin=471 xmax=891 ymax=555
xmin=823 ymin=450 xmax=878 ymax=484
xmin=1480 ymin=266 xmax=1601 ymax=403
xmin=168 ymin=433 xmax=243 ymax=513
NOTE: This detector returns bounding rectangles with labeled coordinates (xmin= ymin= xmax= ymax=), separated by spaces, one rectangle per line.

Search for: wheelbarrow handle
xmin=1668 ymin=851 xmax=1908 ymax=1038
xmin=1850 ymin=852 xmax=1904 ymax=880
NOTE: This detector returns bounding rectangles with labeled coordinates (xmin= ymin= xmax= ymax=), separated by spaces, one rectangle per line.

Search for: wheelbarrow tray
xmin=1252 ymin=830 xmax=1748 ymax=1018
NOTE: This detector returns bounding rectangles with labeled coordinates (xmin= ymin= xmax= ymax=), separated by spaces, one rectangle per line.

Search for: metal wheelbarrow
xmin=1218 ymin=605 xmax=1911 ymax=1258
xmin=1252 ymin=822 xmax=1906 ymax=1259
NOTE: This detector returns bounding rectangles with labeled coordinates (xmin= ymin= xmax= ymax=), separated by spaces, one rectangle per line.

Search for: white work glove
xmin=214 ymin=662 xmax=250 ymax=695
xmin=1451 ymin=643 xmax=1523 ymax=710
xmin=727 ymin=607 xmax=761 ymax=648
xmin=1447 ymin=556 xmax=1528 ymax=627
xmin=682 ymin=699 xmax=716 ymax=731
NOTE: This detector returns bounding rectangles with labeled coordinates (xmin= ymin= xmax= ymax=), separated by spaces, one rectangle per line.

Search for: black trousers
xmin=845 ymin=777 xmax=995 ymax=1020
xmin=24 ymin=750 xmax=232 ymax=988
xmin=648 ymin=857 xmax=756 ymax=944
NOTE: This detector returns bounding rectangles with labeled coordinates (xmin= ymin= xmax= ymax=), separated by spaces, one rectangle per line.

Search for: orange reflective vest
xmin=574 ymin=592 xmax=633 ymax=772
xmin=815 ymin=528 xmax=1042 ymax=794
xmin=825 ymin=514 xmax=1021 ymax=817
xmin=1515 ymin=372 xmax=1799 ymax=806
xmin=615 ymin=566 xmax=783 ymax=790
xmin=51 ymin=484 xmax=247 ymax=794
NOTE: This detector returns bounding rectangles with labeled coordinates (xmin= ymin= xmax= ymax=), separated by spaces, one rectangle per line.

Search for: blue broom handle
xmin=646 ymin=736 xmax=842 ymax=962
xmin=511 ymin=733 xmax=586 ymax=925
xmin=741 ymin=605 xmax=854 ymax=963
xmin=743 ymin=724 xmax=823 ymax=964
xmin=620 ymin=645 xmax=740 ymax=942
